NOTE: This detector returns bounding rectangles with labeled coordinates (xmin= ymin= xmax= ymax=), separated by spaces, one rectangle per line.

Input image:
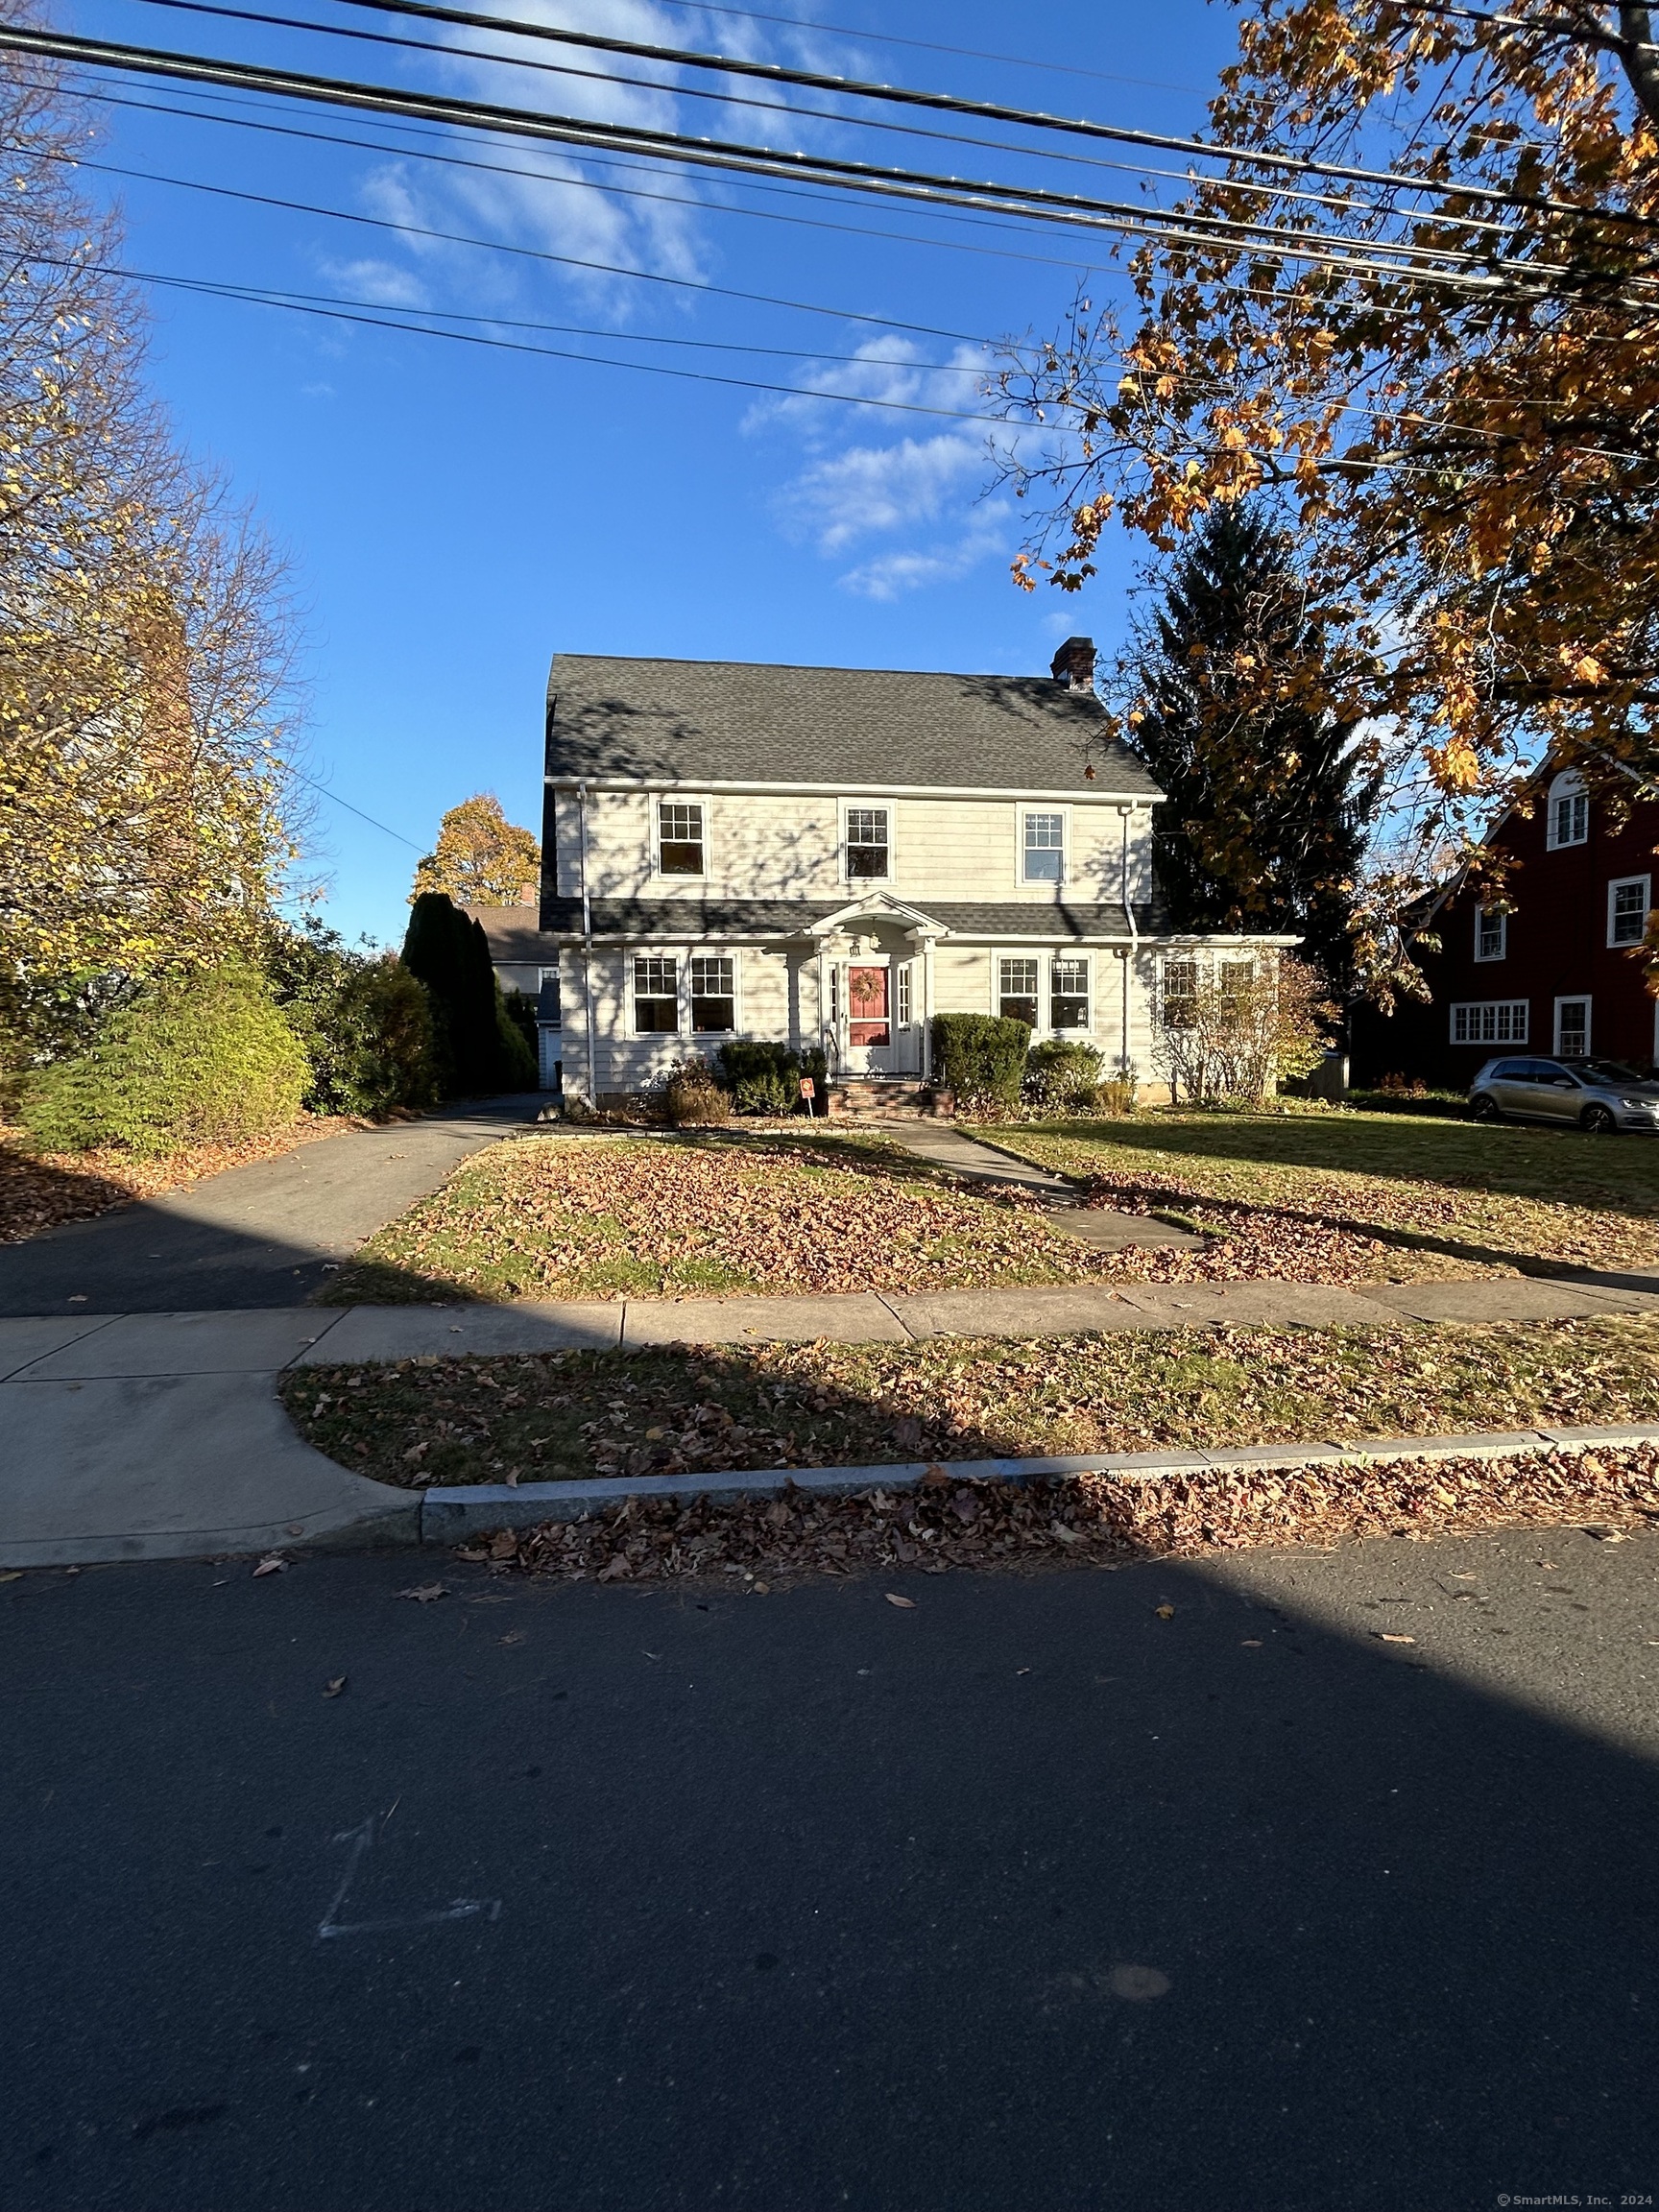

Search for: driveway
xmin=5 ymin=1527 xmax=1657 ymax=2210
xmin=0 ymin=1096 xmax=542 ymax=1316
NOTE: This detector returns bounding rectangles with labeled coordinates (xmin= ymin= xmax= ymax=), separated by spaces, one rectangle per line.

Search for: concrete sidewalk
xmin=7 ymin=1266 xmax=1659 ymax=1568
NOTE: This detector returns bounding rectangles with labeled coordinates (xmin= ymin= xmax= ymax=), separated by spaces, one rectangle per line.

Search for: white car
xmin=1468 ymin=1055 xmax=1659 ymax=1134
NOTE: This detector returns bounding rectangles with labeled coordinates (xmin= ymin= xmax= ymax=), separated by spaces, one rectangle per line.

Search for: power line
xmin=48 ymin=148 xmax=1009 ymax=350
xmin=294 ymin=765 xmax=423 ymax=846
xmin=170 ymin=0 xmax=1659 ymax=229
xmin=12 ymin=26 xmax=1647 ymax=306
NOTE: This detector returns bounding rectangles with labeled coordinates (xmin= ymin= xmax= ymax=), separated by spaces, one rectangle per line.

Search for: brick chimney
xmin=1050 ymin=636 xmax=1096 ymax=692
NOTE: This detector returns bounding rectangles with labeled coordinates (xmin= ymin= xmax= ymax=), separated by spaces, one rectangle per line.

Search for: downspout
xmin=578 ymin=780 xmax=597 ymax=1099
xmin=1118 ymin=805 xmax=1140 ymax=1074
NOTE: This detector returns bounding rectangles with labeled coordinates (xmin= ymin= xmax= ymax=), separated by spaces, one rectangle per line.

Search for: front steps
xmin=828 ymin=1080 xmax=944 ymax=1121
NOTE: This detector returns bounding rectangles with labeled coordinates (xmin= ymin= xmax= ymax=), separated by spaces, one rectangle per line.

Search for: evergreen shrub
xmin=928 ymin=1014 xmax=1030 ymax=1107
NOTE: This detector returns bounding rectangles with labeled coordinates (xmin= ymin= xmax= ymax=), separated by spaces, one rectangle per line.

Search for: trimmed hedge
xmin=928 ymin=1013 xmax=1030 ymax=1107
xmin=715 ymin=1039 xmax=830 ymax=1116
xmin=21 ymin=965 xmax=309 ymax=1156
xmin=1025 ymin=1037 xmax=1104 ymax=1108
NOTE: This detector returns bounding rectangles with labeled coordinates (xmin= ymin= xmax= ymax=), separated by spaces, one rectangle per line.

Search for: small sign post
xmin=799 ymin=1075 xmax=816 ymax=1119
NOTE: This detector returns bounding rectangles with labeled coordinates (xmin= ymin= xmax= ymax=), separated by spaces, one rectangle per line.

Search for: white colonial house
xmin=471 ymin=639 xmax=1291 ymax=1102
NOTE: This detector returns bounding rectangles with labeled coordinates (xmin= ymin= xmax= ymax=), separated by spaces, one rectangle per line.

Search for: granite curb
xmin=416 ymin=1421 xmax=1659 ymax=1544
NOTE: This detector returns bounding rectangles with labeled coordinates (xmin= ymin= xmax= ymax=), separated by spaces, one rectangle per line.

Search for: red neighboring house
xmin=1353 ymin=767 xmax=1659 ymax=1087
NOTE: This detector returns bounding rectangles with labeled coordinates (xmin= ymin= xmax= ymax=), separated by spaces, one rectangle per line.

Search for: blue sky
xmin=64 ymin=0 xmax=1239 ymax=943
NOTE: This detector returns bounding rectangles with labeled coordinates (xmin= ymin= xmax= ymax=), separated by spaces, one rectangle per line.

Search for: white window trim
xmin=1474 ymin=905 xmax=1507 ymax=962
xmin=995 ymin=950 xmax=1042 ymax=1025
xmin=1018 ymin=803 xmax=1070 ymax=889
xmin=687 ymin=948 xmax=742 ymax=1038
xmin=839 ymin=798 xmax=895 ymax=886
xmin=652 ymin=792 xmax=712 ymax=882
xmin=894 ymin=959 xmax=914 ymax=1028
xmin=537 ymin=965 xmax=562 ymax=1033
xmin=1607 ymin=874 xmax=1651 ymax=949
xmin=1048 ymin=950 xmax=1093 ymax=1035
xmin=1450 ymin=999 xmax=1529 ymax=1046
xmin=630 ymin=950 xmax=683 ymax=1040
xmin=1546 ymin=769 xmax=1589 ymax=851
xmin=1553 ymin=994 xmax=1592 ymax=1055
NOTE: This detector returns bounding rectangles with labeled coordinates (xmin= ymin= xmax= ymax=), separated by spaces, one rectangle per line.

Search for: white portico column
xmin=815 ymin=939 xmax=829 ymax=1067
xmin=921 ymin=932 xmax=936 ymax=1079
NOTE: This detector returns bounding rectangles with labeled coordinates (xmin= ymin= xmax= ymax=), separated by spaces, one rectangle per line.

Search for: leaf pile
xmin=322 ymin=1132 xmax=1114 ymax=1305
xmin=990 ymin=1115 xmax=1659 ymax=1282
xmin=280 ymin=1315 xmax=1659 ymax=1490
xmin=474 ymin=1445 xmax=1659 ymax=1586
xmin=0 ymin=1114 xmax=358 ymax=1247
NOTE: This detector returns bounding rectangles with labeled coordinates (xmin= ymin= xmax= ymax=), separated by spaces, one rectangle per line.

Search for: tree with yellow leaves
xmin=411 ymin=795 xmax=541 ymax=909
xmin=0 ymin=1 xmax=301 ymax=1072
xmin=994 ymin=2 xmax=1659 ymax=993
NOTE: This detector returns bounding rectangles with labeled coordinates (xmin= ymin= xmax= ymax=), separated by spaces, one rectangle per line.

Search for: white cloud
xmin=782 ymin=433 xmax=986 ymax=552
xmin=323 ymin=257 xmax=433 ymax=310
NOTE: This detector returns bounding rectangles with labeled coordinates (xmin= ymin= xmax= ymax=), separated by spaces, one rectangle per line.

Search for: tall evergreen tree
xmin=1120 ymin=504 xmax=1380 ymax=993
xmin=401 ymin=893 xmax=535 ymax=1096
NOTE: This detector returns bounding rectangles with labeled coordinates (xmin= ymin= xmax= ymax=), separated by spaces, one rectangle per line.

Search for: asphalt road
xmin=5 ymin=1527 xmax=1659 ymax=2211
xmin=0 ymin=1097 xmax=541 ymax=1315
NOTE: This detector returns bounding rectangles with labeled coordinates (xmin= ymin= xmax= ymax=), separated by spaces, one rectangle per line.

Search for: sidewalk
xmin=6 ymin=1265 xmax=1659 ymax=1568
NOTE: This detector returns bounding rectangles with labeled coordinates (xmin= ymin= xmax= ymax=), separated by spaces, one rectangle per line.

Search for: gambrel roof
xmin=544 ymin=653 xmax=1162 ymax=798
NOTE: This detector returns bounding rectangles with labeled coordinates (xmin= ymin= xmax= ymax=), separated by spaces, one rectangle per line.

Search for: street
xmin=5 ymin=1527 xmax=1658 ymax=2210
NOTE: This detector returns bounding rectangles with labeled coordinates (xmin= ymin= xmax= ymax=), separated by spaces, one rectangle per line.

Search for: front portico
xmin=807 ymin=894 xmax=947 ymax=1080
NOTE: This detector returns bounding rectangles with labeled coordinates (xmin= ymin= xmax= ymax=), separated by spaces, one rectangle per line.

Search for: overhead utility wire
xmin=44 ymin=146 xmax=1004 ymax=349
xmin=40 ymin=250 xmax=1011 ymax=417
xmin=293 ymin=765 xmax=422 ymax=845
xmin=5 ymin=27 xmax=1640 ymax=305
xmin=123 ymin=0 xmax=1535 ymax=247
xmin=213 ymin=0 xmax=1659 ymax=228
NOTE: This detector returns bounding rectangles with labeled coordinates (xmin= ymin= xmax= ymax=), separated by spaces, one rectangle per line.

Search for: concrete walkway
xmin=0 ymin=1094 xmax=546 ymax=1317
xmin=7 ymin=1265 xmax=1659 ymax=1567
xmin=883 ymin=1122 xmax=1200 ymax=1251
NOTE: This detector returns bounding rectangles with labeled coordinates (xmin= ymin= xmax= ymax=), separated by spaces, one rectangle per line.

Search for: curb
xmin=417 ymin=1420 xmax=1659 ymax=1544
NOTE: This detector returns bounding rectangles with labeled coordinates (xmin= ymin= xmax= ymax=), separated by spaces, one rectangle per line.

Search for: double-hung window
xmin=633 ymin=955 xmax=679 ymax=1035
xmin=1022 ymin=809 xmax=1065 ymax=884
xmin=1050 ymin=956 xmax=1089 ymax=1030
xmin=658 ymin=800 xmax=705 ymax=876
xmin=998 ymin=957 xmax=1040 ymax=1028
xmin=1162 ymin=956 xmax=1198 ymax=1029
xmin=1547 ymin=771 xmax=1589 ymax=850
xmin=1555 ymin=996 xmax=1591 ymax=1055
xmin=845 ymin=806 xmax=890 ymax=879
xmin=1609 ymin=875 xmax=1651 ymax=948
xmin=1475 ymin=906 xmax=1507 ymax=961
xmin=689 ymin=954 xmax=736 ymax=1034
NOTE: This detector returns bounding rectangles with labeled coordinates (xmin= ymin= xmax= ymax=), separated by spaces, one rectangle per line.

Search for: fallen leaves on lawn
xmin=471 ymin=1445 xmax=1659 ymax=1587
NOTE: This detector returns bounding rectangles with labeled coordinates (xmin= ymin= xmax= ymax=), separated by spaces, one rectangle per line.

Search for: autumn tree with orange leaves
xmin=995 ymin=1 xmax=1659 ymax=995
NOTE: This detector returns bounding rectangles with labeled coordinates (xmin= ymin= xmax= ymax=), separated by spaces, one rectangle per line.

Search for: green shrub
xmin=264 ymin=920 xmax=438 ymax=1117
xmin=21 ymin=965 xmax=309 ymax=1156
xmin=928 ymin=1013 xmax=1030 ymax=1108
xmin=715 ymin=1039 xmax=828 ymax=1115
xmin=503 ymin=987 xmax=539 ymax=1062
xmin=661 ymin=1058 xmax=732 ymax=1126
xmin=1024 ymin=1038 xmax=1105 ymax=1110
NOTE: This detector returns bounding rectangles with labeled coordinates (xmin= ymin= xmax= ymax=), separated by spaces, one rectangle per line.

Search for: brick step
xmin=828 ymin=1081 xmax=942 ymax=1120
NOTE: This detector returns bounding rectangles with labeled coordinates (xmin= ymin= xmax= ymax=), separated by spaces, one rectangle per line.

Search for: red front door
xmin=848 ymin=964 xmax=891 ymax=1049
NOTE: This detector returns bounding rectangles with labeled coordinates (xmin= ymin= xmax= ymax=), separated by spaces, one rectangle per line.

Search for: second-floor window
xmin=1547 ymin=770 xmax=1589 ymax=850
xmin=998 ymin=956 xmax=1039 ymax=1027
xmin=689 ymin=954 xmax=735 ymax=1033
xmin=1476 ymin=906 xmax=1507 ymax=961
xmin=1023 ymin=809 xmax=1065 ymax=883
xmin=659 ymin=800 xmax=705 ymax=875
xmin=1050 ymin=956 xmax=1089 ymax=1030
xmin=633 ymin=955 xmax=679 ymax=1034
xmin=846 ymin=806 xmax=890 ymax=878
xmin=1609 ymin=876 xmax=1651 ymax=948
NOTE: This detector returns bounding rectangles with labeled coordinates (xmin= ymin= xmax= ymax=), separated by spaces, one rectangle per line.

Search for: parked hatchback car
xmin=1468 ymin=1055 xmax=1659 ymax=1133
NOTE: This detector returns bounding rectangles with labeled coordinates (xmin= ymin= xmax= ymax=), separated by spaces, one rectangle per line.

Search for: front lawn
xmin=281 ymin=1312 xmax=1659 ymax=1487
xmin=320 ymin=1130 xmax=1113 ymax=1305
xmin=981 ymin=1107 xmax=1659 ymax=1281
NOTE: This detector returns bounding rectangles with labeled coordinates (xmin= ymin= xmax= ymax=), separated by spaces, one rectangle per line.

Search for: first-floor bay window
xmin=690 ymin=953 xmax=736 ymax=1034
xmin=633 ymin=954 xmax=679 ymax=1034
xmin=998 ymin=956 xmax=1039 ymax=1028
xmin=1049 ymin=956 xmax=1089 ymax=1030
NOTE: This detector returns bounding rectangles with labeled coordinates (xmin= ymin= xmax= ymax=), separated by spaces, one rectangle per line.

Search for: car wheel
xmin=1582 ymin=1103 xmax=1619 ymax=1135
xmin=1470 ymin=1094 xmax=1503 ymax=1122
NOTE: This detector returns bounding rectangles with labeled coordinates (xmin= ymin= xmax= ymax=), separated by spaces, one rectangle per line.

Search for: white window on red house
xmin=1554 ymin=997 xmax=1591 ymax=1055
xmin=998 ymin=957 xmax=1039 ymax=1028
xmin=689 ymin=954 xmax=735 ymax=1033
xmin=633 ymin=954 xmax=679 ymax=1034
xmin=1475 ymin=907 xmax=1506 ymax=961
xmin=1608 ymin=876 xmax=1651 ymax=949
xmin=1547 ymin=770 xmax=1589 ymax=850
xmin=1451 ymin=1000 xmax=1528 ymax=1045
xmin=1050 ymin=956 xmax=1090 ymax=1030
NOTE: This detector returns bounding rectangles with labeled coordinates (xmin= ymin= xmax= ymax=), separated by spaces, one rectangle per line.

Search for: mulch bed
xmin=473 ymin=1445 xmax=1659 ymax=1586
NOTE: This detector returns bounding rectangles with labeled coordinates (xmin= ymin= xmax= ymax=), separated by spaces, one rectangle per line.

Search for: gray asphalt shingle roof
xmin=537 ymin=898 xmax=1160 ymax=941
xmin=544 ymin=653 xmax=1161 ymax=797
